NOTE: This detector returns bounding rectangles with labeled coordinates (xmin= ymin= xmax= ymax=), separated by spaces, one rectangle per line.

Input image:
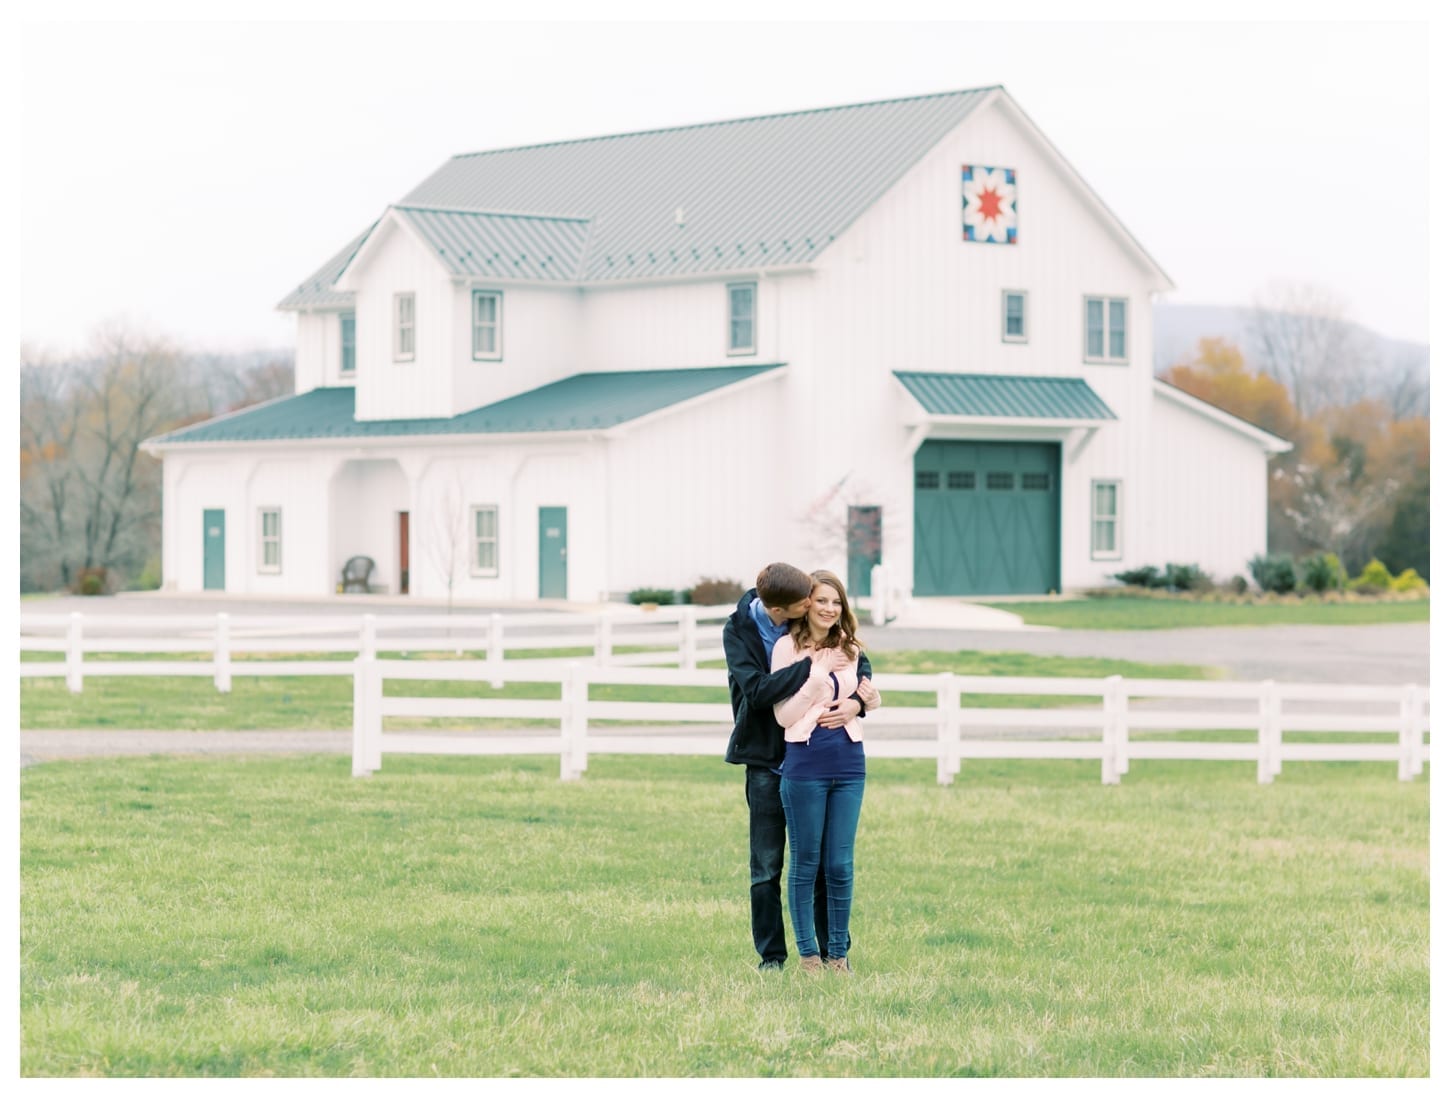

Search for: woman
xmin=770 ymin=569 xmax=877 ymax=973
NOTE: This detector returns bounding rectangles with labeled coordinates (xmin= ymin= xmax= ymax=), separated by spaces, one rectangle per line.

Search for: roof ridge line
xmin=449 ymin=85 xmax=1004 ymax=161
xmin=392 ymin=203 xmax=592 ymax=223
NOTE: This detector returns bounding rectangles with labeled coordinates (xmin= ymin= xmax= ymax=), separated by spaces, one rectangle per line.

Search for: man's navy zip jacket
xmin=722 ymin=587 xmax=873 ymax=769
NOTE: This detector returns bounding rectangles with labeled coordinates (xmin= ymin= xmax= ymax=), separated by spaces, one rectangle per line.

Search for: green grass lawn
xmin=1003 ymin=597 xmax=1430 ymax=630
xmin=20 ymin=753 xmax=1427 ymax=1077
xmin=18 ymin=649 xmax=1216 ymax=732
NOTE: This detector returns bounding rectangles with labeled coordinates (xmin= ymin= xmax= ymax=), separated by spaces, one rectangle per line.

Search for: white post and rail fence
xmin=20 ymin=610 xmax=1431 ymax=787
xmin=348 ymin=661 xmax=1429 ymax=786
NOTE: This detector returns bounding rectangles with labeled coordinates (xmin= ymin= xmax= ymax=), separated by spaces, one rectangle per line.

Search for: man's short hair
xmin=756 ymin=562 xmax=813 ymax=609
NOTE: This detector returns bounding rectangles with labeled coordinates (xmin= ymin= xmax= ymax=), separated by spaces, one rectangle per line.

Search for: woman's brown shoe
xmin=826 ymin=956 xmax=852 ymax=974
xmin=799 ymin=955 xmax=825 ymax=973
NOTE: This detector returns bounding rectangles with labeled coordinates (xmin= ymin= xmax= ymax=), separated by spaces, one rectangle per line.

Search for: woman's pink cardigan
xmin=770 ymin=633 xmax=865 ymax=744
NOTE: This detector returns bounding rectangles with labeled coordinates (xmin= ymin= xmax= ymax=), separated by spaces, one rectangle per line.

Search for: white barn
xmin=143 ymin=86 xmax=1291 ymax=603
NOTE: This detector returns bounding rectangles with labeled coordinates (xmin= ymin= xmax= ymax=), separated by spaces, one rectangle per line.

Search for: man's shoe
xmin=825 ymin=956 xmax=852 ymax=974
xmin=799 ymin=954 xmax=825 ymax=973
xmin=757 ymin=959 xmax=784 ymax=971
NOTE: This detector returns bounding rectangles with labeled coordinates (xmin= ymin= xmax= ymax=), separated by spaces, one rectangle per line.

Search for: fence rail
xmin=350 ymin=659 xmax=1430 ymax=786
xmin=21 ymin=611 xmax=1432 ymax=787
xmin=19 ymin=607 xmax=735 ymax=692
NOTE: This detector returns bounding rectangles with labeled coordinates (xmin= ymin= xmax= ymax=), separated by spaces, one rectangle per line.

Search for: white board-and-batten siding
xmin=1146 ymin=393 xmax=1270 ymax=585
xmin=799 ymin=95 xmax=1161 ymax=593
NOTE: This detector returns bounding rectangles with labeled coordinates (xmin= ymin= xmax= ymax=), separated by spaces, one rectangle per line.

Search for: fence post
xmin=561 ymin=661 xmax=587 ymax=781
xmin=366 ymin=659 xmax=383 ymax=772
xmin=935 ymin=671 xmax=959 ymax=785
xmin=596 ymin=615 xmax=612 ymax=667
xmin=352 ymin=657 xmax=372 ymax=777
xmin=66 ymin=612 xmax=84 ymax=694
xmin=870 ymin=564 xmax=887 ymax=626
xmin=1266 ymin=682 xmax=1283 ymax=779
xmin=681 ymin=606 xmax=698 ymax=670
xmin=1256 ymin=680 xmax=1276 ymax=785
xmin=1409 ymin=685 xmax=1426 ymax=777
xmin=488 ymin=613 xmax=504 ymax=688
xmin=1398 ymin=684 xmax=1417 ymax=782
xmin=361 ymin=614 xmax=376 ymax=661
xmin=1101 ymin=676 xmax=1123 ymax=785
xmin=213 ymin=612 xmax=232 ymax=693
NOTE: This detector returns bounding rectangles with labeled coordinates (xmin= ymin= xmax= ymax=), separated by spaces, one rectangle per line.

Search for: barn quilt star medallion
xmin=962 ymin=165 xmax=1018 ymax=244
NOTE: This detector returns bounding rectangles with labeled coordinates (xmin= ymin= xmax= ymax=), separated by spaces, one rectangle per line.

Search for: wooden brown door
xmin=398 ymin=511 xmax=410 ymax=595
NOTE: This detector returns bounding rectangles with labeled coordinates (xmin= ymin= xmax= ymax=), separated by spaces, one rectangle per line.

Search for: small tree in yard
xmin=426 ymin=471 xmax=471 ymax=614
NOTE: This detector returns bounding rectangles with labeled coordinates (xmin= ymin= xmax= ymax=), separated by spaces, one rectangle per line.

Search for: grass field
xmin=18 ymin=649 xmax=1217 ymax=732
xmin=1002 ymin=597 xmax=1430 ymax=630
xmin=20 ymin=753 xmax=1427 ymax=1077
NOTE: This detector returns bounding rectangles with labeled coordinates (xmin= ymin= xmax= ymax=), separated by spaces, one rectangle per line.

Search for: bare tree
xmin=795 ymin=472 xmax=902 ymax=580
xmin=20 ymin=325 xmax=185 ymax=590
xmin=426 ymin=470 xmax=472 ymax=613
xmin=1273 ymin=459 xmax=1401 ymax=570
xmin=1380 ymin=345 xmax=1431 ymax=420
xmin=1246 ymin=282 xmax=1378 ymax=417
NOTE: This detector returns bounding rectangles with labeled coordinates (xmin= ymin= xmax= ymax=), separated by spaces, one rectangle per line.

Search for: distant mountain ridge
xmin=1152 ymin=303 xmax=1429 ymax=418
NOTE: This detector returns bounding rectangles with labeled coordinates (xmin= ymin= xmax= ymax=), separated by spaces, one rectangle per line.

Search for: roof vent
xmin=675 ymin=207 xmax=685 ymax=227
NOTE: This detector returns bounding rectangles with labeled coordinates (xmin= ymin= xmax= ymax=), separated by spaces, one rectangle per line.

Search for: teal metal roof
xmin=147 ymin=365 xmax=784 ymax=445
xmin=281 ymin=87 xmax=997 ymax=305
xmin=894 ymin=372 xmax=1117 ymax=421
xmin=276 ymin=222 xmax=377 ymax=310
xmin=394 ymin=206 xmax=593 ymax=281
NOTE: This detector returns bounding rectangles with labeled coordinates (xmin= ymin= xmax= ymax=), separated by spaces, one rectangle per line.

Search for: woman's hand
xmin=856 ymin=678 xmax=881 ymax=711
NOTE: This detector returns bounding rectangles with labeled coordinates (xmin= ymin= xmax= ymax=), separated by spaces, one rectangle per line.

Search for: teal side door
xmin=538 ymin=507 xmax=568 ymax=599
xmin=913 ymin=441 xmax=1060 ymax=596
xmin=847 ymin=505 xmax=882 ymax=597
xmin=203 ymin=509 xmax=226 ymax=591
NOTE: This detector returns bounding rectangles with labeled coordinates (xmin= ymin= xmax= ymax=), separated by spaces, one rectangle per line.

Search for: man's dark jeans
xmin=745 ymin=765 xmax=833 ymax=964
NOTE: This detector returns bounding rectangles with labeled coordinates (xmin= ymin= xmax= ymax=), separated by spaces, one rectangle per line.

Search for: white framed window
xmin=394 ymin=292 xmax=415 ymax=361
xmin=339 ymin=311 xmax=355 ymax=375
xmin=727 ymin=282 xmax=756 ymax=355
xmin=1084 ymin=296 xmax=1128 ymax=362
xmin=472 ymin=290 xmax=502 ymax=360
xmin=1091 ymin=480 xmax=1121 ymax=559
xmin=258 ymin=507 xmax=282 ymax=573
xmin=1002 ymin=290 xmax=1028 ymax=343
xmin=470 ymin=505 xmax=500 ymax=576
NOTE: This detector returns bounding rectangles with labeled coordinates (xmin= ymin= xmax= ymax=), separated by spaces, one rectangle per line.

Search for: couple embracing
xmin=723 ymin=563 xmax=882 ymax=973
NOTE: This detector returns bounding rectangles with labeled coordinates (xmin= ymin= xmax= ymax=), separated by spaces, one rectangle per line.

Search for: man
xmin=723 ymin=562 xmax=879 ymax=970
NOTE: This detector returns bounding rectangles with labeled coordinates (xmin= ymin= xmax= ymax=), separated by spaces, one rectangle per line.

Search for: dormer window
xmin=339 ymin=311 xmax=356 ymax=375
xmin=394 ymin=292 xmax=415 ymax=361
xmin=472 ymin=290 xmax=502 ymax=360
xmin=727 ymin=282 xmax=756 ymax=355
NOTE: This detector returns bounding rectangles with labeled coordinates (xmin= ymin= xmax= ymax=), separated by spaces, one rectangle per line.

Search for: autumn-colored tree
xmin=1161 ymin=336 xmax=1426 ymax=573
xmin=1161 ymin=337 xmax=1299 ymax=442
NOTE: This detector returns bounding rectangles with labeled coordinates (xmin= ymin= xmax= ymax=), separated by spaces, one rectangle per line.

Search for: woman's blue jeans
xmin=779 ymin=776 xmax=865 ymax=960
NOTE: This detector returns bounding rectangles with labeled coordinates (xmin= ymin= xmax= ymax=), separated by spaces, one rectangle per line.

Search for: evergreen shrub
xmin=628 ymin=588 xmax=676 ymax=606
xmin=1249 ymin=553 xmax=1297 ymax=594
xmin=1299 ymin=552 xmax=1347 ymax=593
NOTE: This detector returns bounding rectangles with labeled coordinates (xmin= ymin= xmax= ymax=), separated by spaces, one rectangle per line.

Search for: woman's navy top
xmin=780 ymin=671 xmax=866 ymax=781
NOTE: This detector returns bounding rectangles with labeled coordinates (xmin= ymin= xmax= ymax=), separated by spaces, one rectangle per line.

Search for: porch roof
xmin=146 ymin=364 xmax=784 ymax=446
xmin=893 ymin=371 xmax=1117 ymax=422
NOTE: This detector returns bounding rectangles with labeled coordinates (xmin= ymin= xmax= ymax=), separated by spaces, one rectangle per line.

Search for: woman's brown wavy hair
xmin=787 ymin=569 xmax=863 ymax=657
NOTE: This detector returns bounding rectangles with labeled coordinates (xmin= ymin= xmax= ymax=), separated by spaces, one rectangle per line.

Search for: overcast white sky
xmin=17 ymin=12 xmax=1433 ymax=354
